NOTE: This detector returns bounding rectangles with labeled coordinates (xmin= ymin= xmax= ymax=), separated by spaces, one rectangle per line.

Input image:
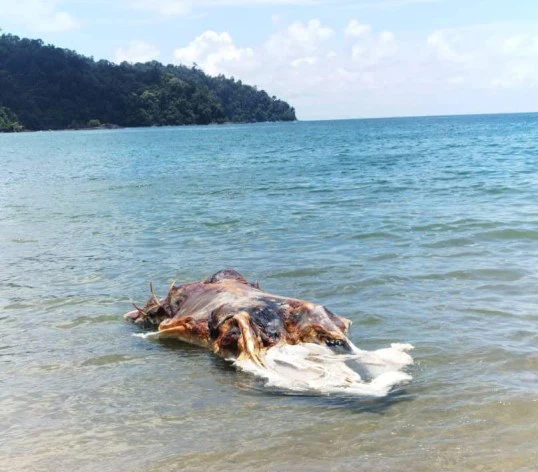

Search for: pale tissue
xmin=234 ymin=342 xmax=414 ymax=397
xmin=134 ymin=332 xmax=414 ymax=397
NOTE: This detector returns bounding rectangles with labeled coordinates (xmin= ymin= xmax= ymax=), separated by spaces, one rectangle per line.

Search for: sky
xmin=2 ymin=0 xmax=538 ymax=120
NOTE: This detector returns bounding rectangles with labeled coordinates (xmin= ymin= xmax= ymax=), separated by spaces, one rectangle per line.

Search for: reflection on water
xmin=1 ymin=115 xmax=538 ymax=471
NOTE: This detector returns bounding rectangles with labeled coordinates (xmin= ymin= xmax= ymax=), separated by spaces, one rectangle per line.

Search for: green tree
xmin=0 ymin=32 xmax=297 ymax=131
xmin=0 ymin=106 xmax=23 ymax=131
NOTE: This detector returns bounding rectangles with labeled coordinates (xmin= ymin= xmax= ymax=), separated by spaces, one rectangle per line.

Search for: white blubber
xmin=234 ymin=341 xmax=414 ymax=397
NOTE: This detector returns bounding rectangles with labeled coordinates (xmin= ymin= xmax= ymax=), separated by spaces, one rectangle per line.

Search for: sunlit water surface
xmin=1 ymin=115 xmax=537 ymax=471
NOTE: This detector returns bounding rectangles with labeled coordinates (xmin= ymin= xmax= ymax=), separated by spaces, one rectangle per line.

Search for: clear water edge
xmin=1 ymin=115 xmax=538 ymax=471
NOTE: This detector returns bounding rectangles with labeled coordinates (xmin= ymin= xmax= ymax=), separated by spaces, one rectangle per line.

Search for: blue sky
xmin=2 ymin=0 xmax=538 ymax=119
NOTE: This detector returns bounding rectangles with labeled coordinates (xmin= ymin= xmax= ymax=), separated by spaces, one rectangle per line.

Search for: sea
xmin=1 ymin=114 xmax=537 ymax=471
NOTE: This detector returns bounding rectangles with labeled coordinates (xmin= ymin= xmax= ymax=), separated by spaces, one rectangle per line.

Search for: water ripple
xmin=2 ymin=115 xmax=538 ymax=472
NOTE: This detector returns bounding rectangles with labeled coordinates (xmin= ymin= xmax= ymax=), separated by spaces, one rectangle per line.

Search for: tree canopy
xmin=0 ymin=106 xmax=22 ymax=131
xmin=0 ymin=33 xmax=296 ymax=131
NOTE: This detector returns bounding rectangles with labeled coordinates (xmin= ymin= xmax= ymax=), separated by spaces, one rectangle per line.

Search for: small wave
xmin=203 ymin=219 xmax=241 ymax=228
xmin=351 ymin=231 xmax=402 ymax=241
xmin=368 ymin=252 xmax=399 ymax=261
xmin=56 ymin=314 xmax=119 ymax=329
xmin=354 ymin=275 xmax=411 ymax=288
xmin=411 ymin=219 xmax=498 ymax=232
xmin=422 ymin=237 xmax=474 ymax=249
xmin=463 ymin=308 xmax=513 ymax=318
xmin=419 ymin=268 xmax=527 ymax=281
xmin=267 ymin=267 xmax=332 ymax=279
xmin=477 ymin=228 xmax=538 ymax=241
xmin=9 ymin=238 xmax=38 ymax=244
xmin=81 ymin=354 xmax=138 ymax=367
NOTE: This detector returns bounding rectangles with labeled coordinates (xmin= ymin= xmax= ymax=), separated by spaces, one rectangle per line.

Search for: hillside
xmin=0 ymin=33 xmax=296 ymax=131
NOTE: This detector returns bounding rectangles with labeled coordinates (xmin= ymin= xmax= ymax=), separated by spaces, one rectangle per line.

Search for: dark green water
xmin=1 ymin=115 xmax=537 ymax=471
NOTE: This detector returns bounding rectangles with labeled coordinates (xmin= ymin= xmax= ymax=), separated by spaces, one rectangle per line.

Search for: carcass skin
xmin=125 ymin=269 xmax=354 ymax=366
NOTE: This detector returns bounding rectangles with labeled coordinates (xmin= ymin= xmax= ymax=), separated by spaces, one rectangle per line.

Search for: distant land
xmin=0 ymin=33 xmax=296 ymax=132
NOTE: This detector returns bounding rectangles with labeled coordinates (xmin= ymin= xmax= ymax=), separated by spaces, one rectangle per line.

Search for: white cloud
xmin=265 ymin=19 xmax=333 ymax=59
xmin=379 ymin=31 xmax=395 ymax=43
xmin=447 ymin=75 xmax=464 ymax=85
xmin=2 ymin=0 xmax=79 ymax=33
xmin=500 ymin=35 xmax=526 ymax=55
xmin=130 ymin=0 xmax=317 ymax=17
xmin=500 ymin=34 xmax=538 ymax=57
xmin=114 ymin=41 xmax=160 ymax=63
xmin=345 ymin=21 xmax=398 ymax=67
xmin=290 ymin=56 xmax=318 ymax=67
xmin=131 ymin=0 xmax=193 ymax=16
xmin=173 ymin=31 xmax=255 ymax=75
xmin=344 ymin=20 xmax=372 ymax=38
xmin=288 ymin=19 xmax=333 ymax=42
xmin=129 ymin=0 xmax=440 ymax=17
xmin=422 ymin=25 xmax=538 ymax=93
xmin=489 ymin=60 xmax=537 ymax=89
xmin=170 ymin=18 xmax=402 ymax=118
xmin=170 ymin=20 xmax=538 ymax=119
xmin=427 ymin=30 xmax=471 ymax=63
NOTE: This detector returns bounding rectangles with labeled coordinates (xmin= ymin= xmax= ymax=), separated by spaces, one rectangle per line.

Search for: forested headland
xmin=0 ymin=33 xmax=296 ymax=132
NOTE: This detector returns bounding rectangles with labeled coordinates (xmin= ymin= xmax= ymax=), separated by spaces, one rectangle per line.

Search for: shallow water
xmin=1 ymin=115 xmax=538 ymax=471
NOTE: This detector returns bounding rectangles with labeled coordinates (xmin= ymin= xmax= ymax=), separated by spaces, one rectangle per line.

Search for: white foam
xmin=234 ymin=341 xmax=414 ymax=397
xmin=132 ymin=332 xmax=161 ymax=340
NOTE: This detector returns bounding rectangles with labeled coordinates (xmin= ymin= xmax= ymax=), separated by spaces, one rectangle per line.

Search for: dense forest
xmin=0 ymin=33 xmax=296 ymax=131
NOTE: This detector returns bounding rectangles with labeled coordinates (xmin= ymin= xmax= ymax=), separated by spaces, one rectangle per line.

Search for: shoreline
xmin=0 ymin=119 xmax=298 ymax=134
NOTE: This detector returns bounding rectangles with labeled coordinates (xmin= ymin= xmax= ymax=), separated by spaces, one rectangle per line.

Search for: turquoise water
xmin=1 ymin=115 xmax=538 ymax=471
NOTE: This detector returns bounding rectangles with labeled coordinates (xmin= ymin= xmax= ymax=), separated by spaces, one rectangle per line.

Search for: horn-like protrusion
xmin=149 ymin=282 xmax=161 ymax=306
xmin=132 ymin=302 xmax=147 ymax=315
